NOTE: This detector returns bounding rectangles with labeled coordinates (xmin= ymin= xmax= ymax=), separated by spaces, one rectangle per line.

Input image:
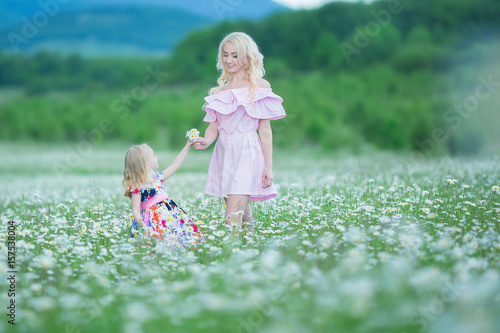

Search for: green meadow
xmin=1 ymin=143 xmax=499 ymax=333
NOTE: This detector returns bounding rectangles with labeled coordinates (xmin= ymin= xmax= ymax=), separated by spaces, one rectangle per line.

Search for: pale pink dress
xmin=203 ymin=87 xmax=286 ymax=201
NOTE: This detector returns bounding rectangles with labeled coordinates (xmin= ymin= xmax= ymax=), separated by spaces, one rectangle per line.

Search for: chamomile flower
xmin=152 ymin=278 xmax=164 ymax=285
xmin=31 ymin=283 xmax=42 ymax=292
xmin=39 ymin=255 xmax=55 ymax=270
xmin=379 ymin=215 xmax=391 ymax=223
xmin=186 ymin=128 xmax=200 ymax=142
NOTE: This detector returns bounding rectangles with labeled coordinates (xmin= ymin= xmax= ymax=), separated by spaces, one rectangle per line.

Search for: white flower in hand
xmin=186 ymin=128 xmax=200 ymax=142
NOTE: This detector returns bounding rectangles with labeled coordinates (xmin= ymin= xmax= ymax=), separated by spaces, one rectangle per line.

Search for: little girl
xmin=122 ymin=141 xmax=202 ymax=248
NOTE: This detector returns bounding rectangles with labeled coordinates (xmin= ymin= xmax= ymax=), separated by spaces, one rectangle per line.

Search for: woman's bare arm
xmin=193 ymin=121 xmax=219 ymax=150
xmin=258 ymin=119 xmax=273 ymax=188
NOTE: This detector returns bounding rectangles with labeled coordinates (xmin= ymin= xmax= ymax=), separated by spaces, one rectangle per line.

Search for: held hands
xmin=186 ymin=127 xmax=206 ymax=150
xmin=193 ymin=137 xmax=210 ymax=150
xmin=262 ymin=166 xmax=273 ymax=188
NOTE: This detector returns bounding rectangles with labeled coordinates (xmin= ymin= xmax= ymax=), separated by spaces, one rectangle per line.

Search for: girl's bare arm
xmin=162 ymin=140 xmax=193 ymax=180
xmin=131 ymin=193 xmax=145 ymax=226
xmin=131 ymin=193 xmax=151 ymax=237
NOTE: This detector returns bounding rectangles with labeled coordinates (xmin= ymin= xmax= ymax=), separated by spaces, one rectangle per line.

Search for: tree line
xmin=1 ymin=0 xmax=499 ymax=154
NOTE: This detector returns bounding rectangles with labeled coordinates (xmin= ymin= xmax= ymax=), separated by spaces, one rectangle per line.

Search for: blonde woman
xmin=193 ymin=32 xmax=286 ymax=232
xmin=122 ymin=141 xmax=203 ymax=247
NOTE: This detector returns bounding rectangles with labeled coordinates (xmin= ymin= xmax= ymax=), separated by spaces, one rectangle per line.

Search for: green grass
xmin=0 ymin=143 xmax=499 ymax=333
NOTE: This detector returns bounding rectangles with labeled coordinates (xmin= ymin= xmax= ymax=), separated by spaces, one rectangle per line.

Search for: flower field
xmin=1 ymin=143 xmax=499 ymax=333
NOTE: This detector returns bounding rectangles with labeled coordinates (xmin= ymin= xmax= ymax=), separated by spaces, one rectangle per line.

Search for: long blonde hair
xmin=209 ymin=32 xmax=265 ymax=100
xmin=122 ymin=143 xmax=152 ymax=198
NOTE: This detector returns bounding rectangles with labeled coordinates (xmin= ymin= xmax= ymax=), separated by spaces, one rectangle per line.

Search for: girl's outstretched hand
xmin=193 ymin=137 xmax=209 ymax=150
xmin=262 ymin=166 xmax=274 ymax=188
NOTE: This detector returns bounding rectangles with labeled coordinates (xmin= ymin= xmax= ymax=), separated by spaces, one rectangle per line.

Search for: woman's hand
xmin=193 ymin=137 xmax=210 ymax=150
xmin=262 ymin=166 xmax=274 ymax=188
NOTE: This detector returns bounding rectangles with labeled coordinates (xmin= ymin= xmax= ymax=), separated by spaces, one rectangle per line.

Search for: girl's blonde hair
xmin=122 ymin=143 xmax=152 ymax=198
xmin=209 ymin=32 xmax=265 ymax=99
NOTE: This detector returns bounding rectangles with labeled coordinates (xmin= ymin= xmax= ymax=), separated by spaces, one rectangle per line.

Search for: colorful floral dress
xmin=129 ymin=172 xmax=203 ymax=247
xmin=203 ymin=87 xmax=286 ymax=201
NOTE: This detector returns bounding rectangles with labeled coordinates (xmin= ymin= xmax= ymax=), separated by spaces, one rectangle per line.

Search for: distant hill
xmin=0 ymin=0 xmax=290 ymax=56
xmin=0 ymin=6 xmax=214 ymax=57
xmin=0 ymin=0 xmax=289 ymax=25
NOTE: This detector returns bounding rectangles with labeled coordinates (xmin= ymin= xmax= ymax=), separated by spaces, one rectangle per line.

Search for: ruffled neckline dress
xmin=203 ymin=87 xmax=286 ymax=201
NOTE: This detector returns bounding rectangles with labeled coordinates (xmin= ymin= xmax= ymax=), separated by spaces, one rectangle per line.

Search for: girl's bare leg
xmin=224 ymin=194 xmax=250 ymax=231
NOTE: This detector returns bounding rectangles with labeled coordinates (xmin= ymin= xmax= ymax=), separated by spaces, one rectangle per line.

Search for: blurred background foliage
xmin=0 ymin=0 xmax=499 ymax=155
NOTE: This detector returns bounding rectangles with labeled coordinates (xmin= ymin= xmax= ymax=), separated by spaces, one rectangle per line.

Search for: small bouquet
xmin=186 ymin=128 xmax=200 ymax=142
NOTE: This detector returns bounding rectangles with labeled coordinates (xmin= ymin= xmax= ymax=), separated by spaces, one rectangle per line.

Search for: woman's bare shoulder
xmin=257 ymin=78 xmax=271 ymax=89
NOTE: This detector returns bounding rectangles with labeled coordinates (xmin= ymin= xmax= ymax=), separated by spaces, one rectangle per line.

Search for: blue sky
xmin=273 ymin=0 xmax=372 ymax=10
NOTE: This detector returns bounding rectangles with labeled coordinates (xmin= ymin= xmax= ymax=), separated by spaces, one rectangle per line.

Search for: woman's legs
xmin=224 ymin=194 xmax=250 ymax=231
xmin=242 ymin=202 xmax=254 ymax=232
